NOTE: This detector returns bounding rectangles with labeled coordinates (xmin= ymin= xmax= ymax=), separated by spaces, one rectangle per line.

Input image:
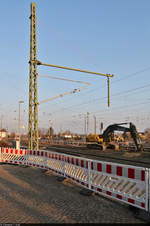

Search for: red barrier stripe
xmin=41 ymin=152 xmax=43 ymax=156
xmin=37 ymin=151 xmax=39 ymax=156
xmin=81 ymin=160 xmax=84 ymax=167
xmin=30 ymin=150 xmax=32 ymax=155
xmin=33 ymin=151 xmax=35 ymax=156
xmin=141 ymin=170 xmax=145 ymax=181
xmin=91 ymin=162 xmax=93 ymax=170
xmin=97 ymin=163 xmax=102 ymax=171
xmin=52 ymin=153 xmax=54 ymax=159
xmin=106 ymin=191 xmax=111 ymax=195
xmin=6 ymin=148 xmax=8 ymax=153
xmin=71 ymin=158 xmax=74 ymax=164
xmin=76 ymin=158 xmax=79 ymax=166
xmin=128 ymin=168 xmax=135 ymax=179
xmin=106 ymin=164 xmax=112 ymax=174
xmin=97 ymin=188 xmax=102 ymax=192
xmin=67 ymin=156 xmax=70 ymax=163
xmin=55 ymin=154 xmax=57 ymax=160
xmin=128 ymin=198 xmax=135 ymax=204
xmin=81 ymin=182 xmax=85 ymax=185
xmin=141 ymin=203 xmax=145 ymax=208
xmin=106 ymin=191 xmax=112 ymax=196
xmin=19 ymin=162 xmax=22 ymax=164
xmin=11 ymin=149 xmax=13 ymax=154
xmin=45 ymin=152 xmax=47 ymax=157
xmin=15 ymin=161 xmax=17 ymax=164
xmin=116 ymin=194 xmax=122 ymax=200
xmin=20 ymin=150 xmax=23 ymax=155
xmin=116 ymin=166 xmax=122 ymax=176
xmin=59 ymin=154 xmax=61 ymax=160
xmin=15 ymin=150 xmax=18 ymax=155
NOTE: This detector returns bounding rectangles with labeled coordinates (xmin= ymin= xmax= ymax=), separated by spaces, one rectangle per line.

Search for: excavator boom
xmin=102 ymin=122 xmax=143 ymax=152
xmin=86 ymin=122 xmax=143 ymax=152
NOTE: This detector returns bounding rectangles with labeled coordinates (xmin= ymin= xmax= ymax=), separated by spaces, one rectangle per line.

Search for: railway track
xmin=46 ymin=146 xmax=150 ymax=168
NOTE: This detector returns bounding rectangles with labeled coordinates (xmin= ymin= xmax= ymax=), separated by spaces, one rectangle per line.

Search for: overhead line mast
xmin=29 ymin=2 xmax=38 ymax=150
xmin=28 ymin=2 xmax=114 ymax=150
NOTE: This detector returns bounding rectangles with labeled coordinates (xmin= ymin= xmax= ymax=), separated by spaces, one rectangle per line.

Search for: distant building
xmin=0 ymin=129 xmax=7 ymax=140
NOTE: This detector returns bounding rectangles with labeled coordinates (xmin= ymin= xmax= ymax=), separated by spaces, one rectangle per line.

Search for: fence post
xmin=143 ymin=168 xmax=149 ymax=212
xmin=88 ymin=160 xmax=91 ymax=190
xmin=0 ymin=147 xmax=1 ymax=162
xmin=148 ymin=168 xmax=150 ymax=212
xmin=63 ymin=155 xmax=66 ymax=178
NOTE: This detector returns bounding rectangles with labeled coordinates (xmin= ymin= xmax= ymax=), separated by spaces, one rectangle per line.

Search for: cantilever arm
xmin=36 ymin=61 xmax=114 ymax=78
xmin=34 ymin=60 xmax=114 ymax=107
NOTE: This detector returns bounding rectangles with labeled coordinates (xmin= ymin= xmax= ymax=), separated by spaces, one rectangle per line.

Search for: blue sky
xmin=0 ymin=0 xmax=150 ymax=134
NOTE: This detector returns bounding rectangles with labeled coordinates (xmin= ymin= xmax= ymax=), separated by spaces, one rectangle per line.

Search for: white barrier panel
xmin=88 ymin=159 xmax=148 ymax=211
xmin=0 ymin=147 xmax=149 ymax=211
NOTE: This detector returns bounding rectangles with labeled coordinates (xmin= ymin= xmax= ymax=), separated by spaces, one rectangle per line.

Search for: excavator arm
xmin=102 ymin=122 xmax=143 ymax=152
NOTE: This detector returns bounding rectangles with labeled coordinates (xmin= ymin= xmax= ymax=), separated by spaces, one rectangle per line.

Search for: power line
xmin=93 ymin=100 xmax=150 ymax=116
xmin=50 ymin=82 xmax=150 ymax=114
xmin=67 ymin=66 xmax=150 ymax=97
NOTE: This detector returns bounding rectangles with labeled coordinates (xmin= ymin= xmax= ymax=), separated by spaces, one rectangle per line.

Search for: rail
xmin=0 ymin=147 xmax=149 ymax=212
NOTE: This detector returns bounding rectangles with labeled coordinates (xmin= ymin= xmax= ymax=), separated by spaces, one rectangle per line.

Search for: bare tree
xmin=144 ymin=128 xmax=150 ymax=143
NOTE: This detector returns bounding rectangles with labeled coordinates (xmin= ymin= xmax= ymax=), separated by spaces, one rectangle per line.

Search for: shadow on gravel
xmin=0 ymin=163 xmax=147 ymax=224
xmin=0 ymin=164 xmax=75 ymax=223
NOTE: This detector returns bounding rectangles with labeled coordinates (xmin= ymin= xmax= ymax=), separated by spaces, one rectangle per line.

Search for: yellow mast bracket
xmin=107 ymin=76 xmax=110 ymax=107
xmin=35 ymin=60 xmax=114 ymax=106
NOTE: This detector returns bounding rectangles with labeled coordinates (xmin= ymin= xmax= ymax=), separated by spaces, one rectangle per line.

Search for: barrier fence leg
xmin=0 ymin=147 xmax=1 ymax=163
xmin=57 ymin=158 xmax=66 ymax=182
xmin=80 ymin=160 xmax=93 ymax=196
xmin=88 ymin=160 xmax=91 ymax=190
xmin=129 ymin=168 xmax=150 ymax=222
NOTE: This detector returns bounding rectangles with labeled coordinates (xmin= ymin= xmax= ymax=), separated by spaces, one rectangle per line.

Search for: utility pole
xmin=100 ymin=122 xmax=103 ymax=134
xmin=0 ymin=115 xmax=3 ymax=130
xmin=84 ymin=114 xmax=87 ymax=135
xmin=18 ymin=101 xmax=24 ymax=149
xmin=94 ymin=115 xmax=96 ymax=134
xmin=86 ymin=112 xmax=89 ymax=135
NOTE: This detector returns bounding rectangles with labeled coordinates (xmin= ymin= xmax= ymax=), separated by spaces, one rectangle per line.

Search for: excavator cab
xmin=102 ymin=122 xmax=143 ymax=152
xmin=86 ymin=122 xmax=143 ymax=152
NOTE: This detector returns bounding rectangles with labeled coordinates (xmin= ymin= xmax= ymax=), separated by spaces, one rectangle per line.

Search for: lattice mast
xmin=28 ymin=2 xmax=114 ymax=150
xmin=28 ymin=2 xmax=38 ymax=150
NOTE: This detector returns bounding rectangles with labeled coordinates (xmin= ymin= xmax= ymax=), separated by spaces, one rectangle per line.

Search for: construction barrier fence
xmin=0 ymin=147 xmax=149 ymax=212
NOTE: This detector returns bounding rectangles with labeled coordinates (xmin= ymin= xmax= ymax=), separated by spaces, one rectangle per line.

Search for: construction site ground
xmin=0 ymin=163 xmax=147 ymax=224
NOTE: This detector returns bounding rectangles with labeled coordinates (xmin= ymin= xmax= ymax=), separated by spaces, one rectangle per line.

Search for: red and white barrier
xmin=0 ymin=147 xmax=149 ymax=212
xmin=88 ymin=159 xmax=148 ymax=210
